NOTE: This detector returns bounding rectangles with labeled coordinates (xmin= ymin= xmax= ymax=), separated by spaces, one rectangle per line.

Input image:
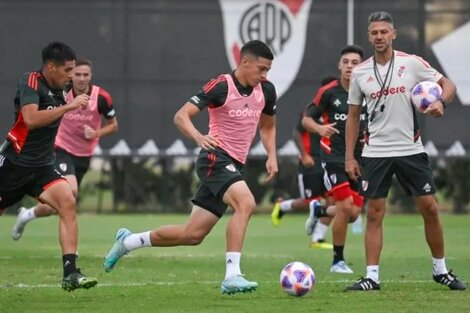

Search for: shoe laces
xmin=436 ymin=269 xmax=457 ymax=283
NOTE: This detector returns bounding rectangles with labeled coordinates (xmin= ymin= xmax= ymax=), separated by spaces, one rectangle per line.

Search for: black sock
xmin=333 ymin=245 xmax=344 ymax=264
xmin=63 ymin=254 xmax=77 ymax=277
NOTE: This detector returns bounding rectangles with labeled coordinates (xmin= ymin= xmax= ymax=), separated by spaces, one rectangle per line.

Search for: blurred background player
xmin=11 ymin=58 xmax=118 ymax=241
xmin=271 ymin=76 xmax=337 ymax=249
xmin=302 ymin=45 xmax=366 ymax=274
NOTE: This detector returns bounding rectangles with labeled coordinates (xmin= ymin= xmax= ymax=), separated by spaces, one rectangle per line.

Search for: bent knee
xmin=233 ymin=197 xmax=257 ymax=215
xmin=240 ymin=201 xmax=256 ymax=216
xmin=348 ymin=208 xmax=361 ymax=223
xmin=185 ymin=232 xmax=207 ymax=245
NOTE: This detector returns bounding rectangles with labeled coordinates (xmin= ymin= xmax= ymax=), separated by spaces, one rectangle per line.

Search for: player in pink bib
xmin=12 ymin=58 xmax=118 ymax=241
xmin=103 ymin=40 xmax=278 ymax=295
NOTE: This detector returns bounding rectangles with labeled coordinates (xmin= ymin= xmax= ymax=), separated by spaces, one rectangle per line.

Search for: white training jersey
xmin=348 ymin=50 xmax=442 ymax=157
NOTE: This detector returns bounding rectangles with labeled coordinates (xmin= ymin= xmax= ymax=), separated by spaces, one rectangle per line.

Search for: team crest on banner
xmin=219 ymin=0 xmax=313 ymax=98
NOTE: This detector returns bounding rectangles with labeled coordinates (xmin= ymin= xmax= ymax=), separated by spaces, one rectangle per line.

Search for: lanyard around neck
xmin=369 ymin=51 xmax=395 ymax=123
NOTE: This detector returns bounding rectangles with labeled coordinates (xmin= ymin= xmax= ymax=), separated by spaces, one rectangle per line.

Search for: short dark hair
xmin=240 ymin=40 xmax=274 ymax=60
xmin=368 ymin=11 xmax=394 ymax=25
xmin=75 ymin=58 xmax=92 ymax=68
xmin=41 ymin=41 xmax=76 ymax=65
xmin=340 ymin=44 xmax=364 ymax=60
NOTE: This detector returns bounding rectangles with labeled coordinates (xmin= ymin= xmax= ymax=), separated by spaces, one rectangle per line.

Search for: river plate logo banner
xmin=219 ymin=0 xmax=313 ymax=99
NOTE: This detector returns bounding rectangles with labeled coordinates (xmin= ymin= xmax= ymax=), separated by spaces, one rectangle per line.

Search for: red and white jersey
xmin=348 ymin=50 xmax=442 ymax=157
xmin=55 ymin=86 xmax=104 ymax=156
xmin=208 ymin=74 xmax=265 ymax=163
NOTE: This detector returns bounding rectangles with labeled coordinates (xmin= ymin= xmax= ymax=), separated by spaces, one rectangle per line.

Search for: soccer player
xmin=271 ymin=111 xmax=333 ymax=249
xmin=344 ymin=11 xmax=466 ymax=291
xmin=103 ymin=40 xmax=278 ymax=295
xmin=302 ymin=45 xmax=366 ymax=274
xmin=11 ymin=58 xmax=118 ymax=240
xmin=0 ymin=42 xmax=97 ymax=291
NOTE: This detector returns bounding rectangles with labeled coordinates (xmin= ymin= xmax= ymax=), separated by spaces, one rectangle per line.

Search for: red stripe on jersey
xmin=414 ymin=56 xmax=431 ymax=68
xmin=98 ymin=88 xmax=113 ymax=107
xmin=7 ymin=111 xmax=29 ymax=153
xmin=300 ymin=130 xmax=311 ymax=155
xmin=27 ymin=72 xmax=40 ymax=91
xmin=313 ymin=80 xmax=338 ymax=106
xmin=203 ymin=75 xmax=227 ymax=94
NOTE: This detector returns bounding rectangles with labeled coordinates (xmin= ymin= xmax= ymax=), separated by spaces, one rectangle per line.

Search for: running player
xmin=11 ymin=58 xmax=118 ymax=240
xmin=103 ymin=40 xmax=278 ymax=295
xmin=0 ymin=42 xmax=97 ymax=291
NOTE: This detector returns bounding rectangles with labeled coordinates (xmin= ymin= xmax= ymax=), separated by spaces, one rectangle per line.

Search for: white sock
xmin=432 ymin=257 xmax=448 ymax=275
xmin=312 ymin=222 xmax=328 ymax=242
xmin=20 ymin=207 xmax=37 ymax=224
xmin=225 ymin=252 xmax=242 ymax=279
xmin=123 ymin=231 xmax=152 ymax=251
xmin=366 ymin=265 xmax=380 ymax=283
xmin=280 ymin=200 xmax=293 ymax=212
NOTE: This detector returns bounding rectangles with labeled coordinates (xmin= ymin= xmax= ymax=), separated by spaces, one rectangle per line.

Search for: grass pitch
xmin=0 ymin=213 xmax=469 ymax=313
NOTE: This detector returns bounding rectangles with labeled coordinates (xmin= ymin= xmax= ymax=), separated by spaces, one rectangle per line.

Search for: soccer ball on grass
xmin=280 ymin=261 xmax=315 ymax=296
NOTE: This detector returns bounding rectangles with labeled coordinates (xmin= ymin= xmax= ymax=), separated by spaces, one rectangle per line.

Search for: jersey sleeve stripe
xmin=313 ymin=80 xmax=338 ymax=105
xmin=300 ymin=130 xmax=311 ymax=155
xmin=98 ymin=88 xmax=113 ymax=107
xmin=203 ymin=75 xmax=227 ymax=93
xmin=27 ymin=72 xmax=40 ymax=91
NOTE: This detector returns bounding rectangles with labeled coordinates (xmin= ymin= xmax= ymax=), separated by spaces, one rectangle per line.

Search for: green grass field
xmin=0 ymin=213 xmax=469 ymax=313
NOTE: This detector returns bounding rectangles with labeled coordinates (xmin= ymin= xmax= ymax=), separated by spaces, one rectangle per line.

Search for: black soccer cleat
xmin=433 ymin=270 xmax=467 ymax=291
xmin=344 ymin=277 xmax=381 ymax=291
xmin=62 ymin=269 xmax=98 ymax=292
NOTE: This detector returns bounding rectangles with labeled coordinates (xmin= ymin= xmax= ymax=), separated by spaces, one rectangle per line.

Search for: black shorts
xmin=191 ymin=148 xmax=244 ymax=218
xmin=322 ymin=161 xmax=360 ymax=193
xmin=297 ymin=164 xmax=326 ymax=199
xmin=55 ymin=147 xmax=91 ymax=186
xmin=0 ymin=155 xmax=65 ymax=208
xmin=360 ymin=153 xmax=436 ymax=199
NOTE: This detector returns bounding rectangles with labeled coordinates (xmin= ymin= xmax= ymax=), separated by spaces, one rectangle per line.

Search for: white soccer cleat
xmin=330 ymin=261 xmax=354 ymax=274
xmin=11 ymin=207 xmax=27 ymax=241
xmin=305 ymin=199 xmax=320 ymax=236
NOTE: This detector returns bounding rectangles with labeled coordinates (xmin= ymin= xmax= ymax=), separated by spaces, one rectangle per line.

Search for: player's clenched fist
xmin=70 ymin=94 xmax=89 ymax=110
